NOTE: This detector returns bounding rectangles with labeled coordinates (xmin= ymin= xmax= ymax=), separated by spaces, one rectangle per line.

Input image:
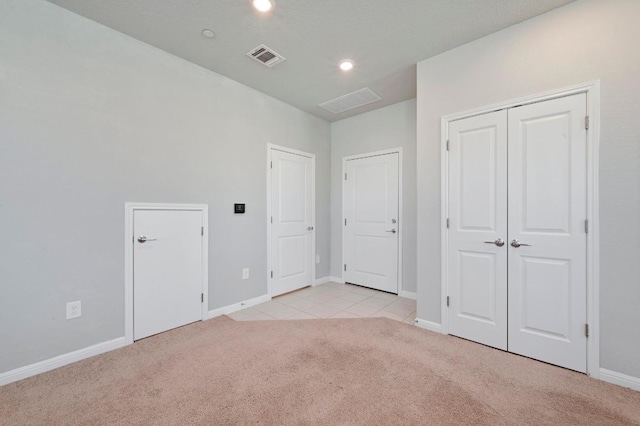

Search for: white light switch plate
xmin=242 ymin=268 xmax=250 ymax=280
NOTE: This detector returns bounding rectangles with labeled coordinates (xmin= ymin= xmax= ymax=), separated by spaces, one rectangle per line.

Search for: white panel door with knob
xmin=133 ymin=208 xmax=205 ymax=341
xmin=270 ymin=147 xmax=315 ymax=297
xmin=507 ymin=94 xmax=587 ymax=372
xmin=343 ymin=151 xmax=400 ymax=294
xmin=447 ymin=110 xmax=508 ymax=350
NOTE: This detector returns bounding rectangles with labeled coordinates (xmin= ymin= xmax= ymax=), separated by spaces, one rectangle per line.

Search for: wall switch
xmin=316 ymin=254 xmax=320 ymax=264
xmin=66 ymin=301 xmax=81 ymax=319
xmin=242 ymin=268 xmax=250 ymax=280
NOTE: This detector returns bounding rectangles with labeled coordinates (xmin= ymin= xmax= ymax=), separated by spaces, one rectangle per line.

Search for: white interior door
xmin=507 ymin=94 xmax=587 ymax=372
xmin=270 ymin=148 xmax=314 ymax=297
xmin=133 ymin=209 xmax=203 ymax=340
xmin=344 ymin=152 xmax=399 ymax=294
xmin=446 ymin=93 xmax=588 ymax=372
xmin=447 ymin=111 xmax=508 ymax=350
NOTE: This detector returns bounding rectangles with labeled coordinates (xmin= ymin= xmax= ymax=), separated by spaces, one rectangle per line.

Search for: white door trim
xmin=124 ymin=202 xmax=209 ymax=344
xmin=341 ymin=147 xmax=404 ymax=294
xmin=266 ymin=144 xmax=316 ymax=297
xmin=440 ymin=81 xmax=600 ymax=377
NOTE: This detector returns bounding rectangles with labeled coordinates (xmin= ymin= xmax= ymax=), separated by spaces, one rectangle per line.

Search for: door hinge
xmin=201 ymin=293 xmax=204 ymax=303
xmin=344 ymin=172 xmax=347 ymax=181
xmin=584 ymin=219 xmax=589 ymax=234
xmin=201 ymin=226 xmax=204 ymax=236
xmin=344 ymin=264 xmax=347 ymax=271
xmin=585 ymin=115 xmax=590 ymax=130
xmin=344 ymin=218 xmax=347 ymax=226
xmin=270 ymin=161 xmax=273 ymax=169
xmin=446 ymin=296 xmax=450 ymax=307
xmin=270 ymin=216 xmax=273 ymax=224
xmin=446 ymin=140 xmax=450 ymax=151
xmin=585 ymin=323 xmax=589 ymax=338
xmin=446 ymin=218 xmax=450 ymax=229
xmin=270 ymin=271 xmax=273 ymax=278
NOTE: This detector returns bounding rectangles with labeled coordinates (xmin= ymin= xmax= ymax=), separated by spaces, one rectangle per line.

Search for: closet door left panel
xmin=447 ymin=110 xmax=508 ymax=350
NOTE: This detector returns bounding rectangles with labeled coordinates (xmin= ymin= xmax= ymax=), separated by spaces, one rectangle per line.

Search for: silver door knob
xmin=510 ymin=239 xmax=532 ymax=248
xmin=137 ymin=235 xmax=157 ymax=243
xmin=307 ymin=226 xmax=314 ymax=231
xmin=385 ymin=229 xmax=397 ymax=234
xmin=484 ymin=239 xmax=505 ymax=247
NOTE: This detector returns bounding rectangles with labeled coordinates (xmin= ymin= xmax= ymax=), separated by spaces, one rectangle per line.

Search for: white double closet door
xmin=447 ymin=94 xmax=588 ymax=372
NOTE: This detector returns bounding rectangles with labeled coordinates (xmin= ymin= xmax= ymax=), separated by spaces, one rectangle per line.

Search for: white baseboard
xmin=0 ymin=337 xmax=127 ymax=387
xmin=1 ymin=293 xmax=272 ymax=387
xmin=414 ymin=318 xmax=443 ymax=334
xmin=399 ymin=290 xmax=417 ymax=300
xmin=600 ymin=368 xmax=640 ymax=392
xmin=313 ymin=276 xmax=331 ymax=286
xmin=329 ymin=276 xmax=345 ymax=284
xmin=207 ymin=294 xmax=271 ymax=319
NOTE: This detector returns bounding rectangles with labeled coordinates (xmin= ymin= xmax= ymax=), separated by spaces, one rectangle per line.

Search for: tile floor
xmin=227 ymin=282 xmax=416 ymax=324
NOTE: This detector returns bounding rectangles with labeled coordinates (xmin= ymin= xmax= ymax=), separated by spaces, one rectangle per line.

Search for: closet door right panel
xmin=507 ymin=94 xmax=587 ymax=372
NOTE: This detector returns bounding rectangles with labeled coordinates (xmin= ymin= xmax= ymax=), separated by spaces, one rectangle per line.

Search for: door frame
xmin=440 ymin=81 xmax=600 ymax=377
xmin=266 ymin=144 xmax=316 ymax=297
xmin=124 ymin=202 xmax=209 ymax=344
xmin=341 ymin=148 xmax=404 ymax=294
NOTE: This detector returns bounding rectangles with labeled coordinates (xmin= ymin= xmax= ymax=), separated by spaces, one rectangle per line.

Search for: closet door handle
xmin=510 ymin=239 xmax=532 ymax=248
xmin=484 ymin=239 xmax=505 ymax=247
xmin=137 ymin=235 xmax=157 ymax=243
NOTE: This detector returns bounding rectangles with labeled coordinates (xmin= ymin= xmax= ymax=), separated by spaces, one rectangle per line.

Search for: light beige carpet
xmin=1 ymin=316 xmax=639 ymax=425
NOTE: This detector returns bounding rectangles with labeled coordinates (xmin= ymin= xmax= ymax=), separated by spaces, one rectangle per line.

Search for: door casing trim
xmin=440 ymin=81 xmax=600 ymax=377
xmin=341 ymin=148 xmax=404 ymax=295
xmin=266 ymin=144 xmax=316 ymax=298
xmin=124 ymin=202 xmax=209 ymax=344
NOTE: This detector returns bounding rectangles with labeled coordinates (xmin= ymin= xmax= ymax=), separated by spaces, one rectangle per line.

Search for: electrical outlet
xmin=316 ymin=254 xmax=320 ymax=264
xmin=66 ymin=301 xmax=81 ymax=319
xmin=242 ymin=268 xmax=250 ymax=280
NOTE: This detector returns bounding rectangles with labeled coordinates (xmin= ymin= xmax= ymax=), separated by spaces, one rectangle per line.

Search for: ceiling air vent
xmin=319 ymin=87 xmax=382 ymax=114
xmin=246 ymin=44 xmax=285 ymax=68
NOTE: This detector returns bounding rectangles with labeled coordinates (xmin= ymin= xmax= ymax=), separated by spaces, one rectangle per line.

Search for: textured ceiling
xmin=46 ymin=0 xmax=575 ymax=122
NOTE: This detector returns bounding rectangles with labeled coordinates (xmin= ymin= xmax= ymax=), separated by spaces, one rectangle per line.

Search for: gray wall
xmin=416 ymin=0 xmax=640 ymax=377
xmin=0 ymin=0 xmax=330 ymax=373
xmin=330 ymin=99 xmax=417 ymax=293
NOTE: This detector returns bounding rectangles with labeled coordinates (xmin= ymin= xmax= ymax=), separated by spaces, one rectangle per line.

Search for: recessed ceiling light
xmin=201 ymin=29 xmax=215 ymax=39
xmin=252 ymin=0 xmax=274 ymax=12
xmin=339 ymin=59 xmax=354 ymax=72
